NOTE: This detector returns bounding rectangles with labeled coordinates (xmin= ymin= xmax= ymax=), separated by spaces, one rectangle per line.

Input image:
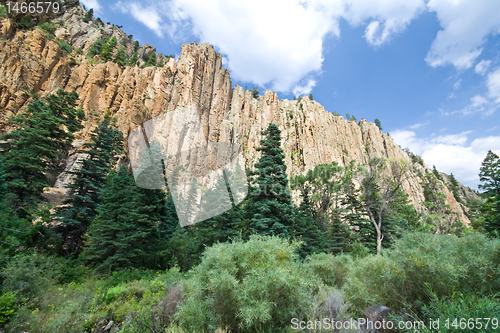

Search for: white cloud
xmin=409 ymin=121 xmax=429 ymax=129
xmin=487 ymin=67 xmax=500 ymax=103
xmin=80 ymin=0 xmax=101 ymax=12
xmin=475 ymin=59 xmax=492 ymax=75
xmin=117 ymin=2 xmax=164 ymax=37
xmin=392 ymin=129 xmax=500 ymax=189
xmin=425 ymin=0 xmax=500 ymax=69
xmin=341 ymin=0 xmax=426 ymax=47
xmin=292 ymin=79 xmax=316 ymax=96
xmin=453 ymin=79 xmax=461 ymax=90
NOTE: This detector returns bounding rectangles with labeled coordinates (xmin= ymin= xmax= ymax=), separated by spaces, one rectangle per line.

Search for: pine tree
xmin=114 ymin=46 xmax=127 ymax=67
xmin=0 ymin=90 xmax=84 ymax=214
xmin=100 ymin=36 xmax=117 ymax=62
xmin=55 ymin=119 xmax=123 ymax=256
xmin=244 ymin=123 xmax=295 ymax=238
xmin=479 ymin=150 xmax=500 ymax=236
xmin=82 ymin=166 xmax=169 ymax=271
xmin=145 ymin=52 xmax=157 ymax=67
xmin=374 ymin=118 xmax=382 ymax=130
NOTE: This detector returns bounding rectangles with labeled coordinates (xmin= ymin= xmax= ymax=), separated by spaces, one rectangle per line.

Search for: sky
xmin=81 ymin=0 xmax=500 ymax=190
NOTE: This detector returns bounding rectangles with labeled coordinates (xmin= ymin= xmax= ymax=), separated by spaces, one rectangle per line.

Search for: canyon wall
xmin=0 ymin=6 xmax=475 ymax=224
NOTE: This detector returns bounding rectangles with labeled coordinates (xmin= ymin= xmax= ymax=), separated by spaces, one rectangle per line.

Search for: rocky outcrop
xmin=0 ymin=7 xmax=476 ymax=225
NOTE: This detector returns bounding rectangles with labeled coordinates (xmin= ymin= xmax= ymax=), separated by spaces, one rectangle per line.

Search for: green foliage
xmin=101 ymin=36 xmax=117 ymax=62
xmin=13 ymin=14 xmax=35 ymax=30
xmin=0 ymin=292 xmax=17 ymax=325
xmin=403 ymin=147 xmax=425 ymax=166
xmin=309 ymin=93 xmax=313 ymax=100
xmin=114 ymin=46 xmax=127 ymax=67
xmin=251 ymin=86 xmax=259 ymax=98
xmin=413 ymin=294 xmax=500 ymax=333
xmin=127 ymin=50 xmax=139 ymax=66
xmin=343 ymin=232 xmax=500 ymax=315
xmin=55 ymin=119 xmax=123 ymax=257
xmin=37 ymin=21 xmax=56 ymax=40
xmin=1 ymin=253 xmax=61 ymax=299
xmin=304 ymin=252 xmax=352 ymax=287
xmin=55 ymin=38 xmax=73 ymax=55
xmin=81 ymin=165 xmax=170 ymax=272
xmin=0 ymin=90 xmax=84 ymax=213
xmin=87 ymin=37 xmax=105 ymax=58
xmin=176 ymin=236 xmax=322 ymax=332
xmin=244 ymin=123 xmax=295 ymax=238
xmin=479 ymin=150 xmax=500 ymax=196
xmin=0 ymin=5 xmax=7 ymax=19
xmin=374 ymin=118 xmax=382 ymax=130
xmin=83 ymin=8 xmax=94 ymax=23
xmin=144 ymin=52 xmax=157 ymax=67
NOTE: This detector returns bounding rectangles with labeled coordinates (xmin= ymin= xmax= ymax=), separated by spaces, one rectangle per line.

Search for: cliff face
xmin=0 ymin=6 xmax=476 ymax=225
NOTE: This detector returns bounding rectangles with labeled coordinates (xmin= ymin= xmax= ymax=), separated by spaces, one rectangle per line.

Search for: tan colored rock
xmin=0 ymin=12 xmax=476 ymax=225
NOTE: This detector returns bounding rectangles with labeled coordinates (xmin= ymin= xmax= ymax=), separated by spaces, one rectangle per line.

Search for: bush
xmin=394 ymin=294 xmax=500 ymax=333
xmin=176 ymin=236 xmax=323 ymax=332
xmin=0 ymin=253 xmax=61 ymax=299
xmin=37 ymin=21 xmax=56 ymax=40
xmin=0 ymin=292 xmax=18 ymax=325
xmin=305 ymin=252 xmax=353 ymax=288
xmin=55 ymin=38 xmax=73 ymax=55
xmin=342 ymin=232 xmax=500 ymax=315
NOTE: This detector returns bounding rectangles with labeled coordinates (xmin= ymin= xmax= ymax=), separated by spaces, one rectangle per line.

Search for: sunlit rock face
xmin=0 ymin=8 xmax=475 ymax=224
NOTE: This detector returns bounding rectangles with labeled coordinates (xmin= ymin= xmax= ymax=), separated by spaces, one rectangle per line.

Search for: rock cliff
xmin=0 ymin=3 xmax=476 ymax=225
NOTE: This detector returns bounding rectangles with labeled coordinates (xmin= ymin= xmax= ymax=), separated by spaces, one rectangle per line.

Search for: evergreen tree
xmin=127 ymin=50 xmax=138 ymax=66
xmin=479 ymin=150 xmax=500 ymax=196
xmin=449 ymin=173 xmax=462 ymax=203
xmin=144 ymin=52 xmax=157 ymax=67
xmin=114 ymin=46 xmax=127 ymax=67
xmin=244 ymin=123 xmax=295 ymax=238
xmin=479 ymin=150 xmax=500 ymax=236
xmin=55 ymin=119 xmax=123 ymax=256
xmin=87 ymin=37 xmax=105 ymax=58
xmin=374 ymin=118 xmax=382 ymax=130
xmin=82 ymin=166 xmax=169 ymax=271
xmin=0 ymin=90 xmax=84 ymax=214
xmin=100 ymin=36 xmax=117 ymax=62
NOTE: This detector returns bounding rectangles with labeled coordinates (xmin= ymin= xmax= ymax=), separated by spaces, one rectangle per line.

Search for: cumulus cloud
xmin=115 ymin=0 xmax=500 ymax=94
xmin=392 ymin=130 xmax=500 ymax=188
xmin=425 ymin=0 xmax=500 ymax=69
xmin=475 ymin=59 xmax=492 ymax=75
xmin=341 ymin=0 xmax=426 ymax=47
xmin=487 ymin=68 xmax=500 ymax=103
xmin=80 ymin=0 xmax=101 ymax=12
xmin=117 ymin=2 xmax=165 ymax=37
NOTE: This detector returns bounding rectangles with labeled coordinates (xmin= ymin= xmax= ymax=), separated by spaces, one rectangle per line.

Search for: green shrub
xmin=55 ymin=38 xmax=73 ymax=55
xmin=394 ymin=294 xmax=500 ymax=333
xmin=176 ymin=236 xmax=323 ymax=332
xmin=342 ymin=232 xmax=500 ymax=314
xmin=305 ymin=252 xmax=353 ymax=287
xmin=0 ymin=253 xmax=61 ymax=299
xmin=0 ymin=292 xmax=18 ymax=325
xmin=37 ymin=21 xmax=56 ymax=40
xmin=87 ymin=38 xmax=105 ymax=58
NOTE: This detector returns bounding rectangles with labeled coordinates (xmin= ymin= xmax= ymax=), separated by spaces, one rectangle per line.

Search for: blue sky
xmin=81 ymin=0 xmax=500 ymax=189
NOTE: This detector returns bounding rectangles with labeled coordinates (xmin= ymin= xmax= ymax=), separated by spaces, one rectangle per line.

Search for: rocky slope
xmin=0 ymin=2 xmax=477 ymax=224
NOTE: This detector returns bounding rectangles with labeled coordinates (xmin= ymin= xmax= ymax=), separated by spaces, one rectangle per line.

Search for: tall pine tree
xmin=0 ymin=90 xmax=84 ymax=215
xmin=479 ymin=150 xmax=500 ymax=236
xmin=82 ymin=165 xmax=169 ymax=271
xmin=244 ymin=123 xmax=295 ymax=238
xmin=55 ymin=118 xmax=123 ymax=256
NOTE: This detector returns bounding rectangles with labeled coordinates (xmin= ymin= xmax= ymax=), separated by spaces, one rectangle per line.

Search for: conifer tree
xmin=479 ymin=150 xmax=500 ymax=236
xmin=100 ymin=36 xmax=117 ymax=62
xmin=114 ymin=46 xmax=127 ymax=67
xmin=244 ymin=123 xmax=295 ymax=238
xmin=82 ymin=165 xmax=169 ymax=271
xmin=55 ymin=119 xmax=123 ymax=256
xmin=0 ymin=90 xmax=84 ymax=214
xmin=145 ymin=52 xmax=157 ymax=67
